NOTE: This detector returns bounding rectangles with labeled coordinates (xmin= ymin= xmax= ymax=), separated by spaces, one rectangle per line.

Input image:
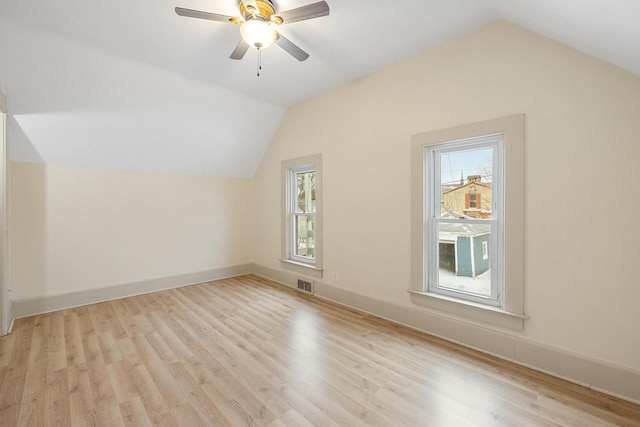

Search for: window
xmin=291 ymin=166 xmax=316 ymax=262
xmin=427 ymin=136 xmax=501 ymax=305
xmin=281 ymin=154 xmax=323 ymax=277
xmin=410 ymin=115 xmax=525 ymax=331
xmin=468 ymin=193 xmax=477 ymax=208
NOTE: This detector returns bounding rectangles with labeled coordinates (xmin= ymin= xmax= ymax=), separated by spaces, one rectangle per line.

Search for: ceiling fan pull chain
xmin=257 ymin=47 xmax=262 ymax=77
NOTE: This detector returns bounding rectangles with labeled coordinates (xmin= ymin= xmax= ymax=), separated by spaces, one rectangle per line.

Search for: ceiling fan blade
xmin=230 ymin=39 xmax=250 ymax=60
xmin=274 ymin=32 xmax=309 ymax=62
xmin=175 ymin=7 xmax=237 ymax=23
xmin=274 ymin=1 xmax=329 ymax=24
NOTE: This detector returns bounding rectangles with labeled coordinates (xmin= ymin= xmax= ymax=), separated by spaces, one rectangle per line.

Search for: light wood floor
xmin=1 ymin=275 xmax=638 ymax=426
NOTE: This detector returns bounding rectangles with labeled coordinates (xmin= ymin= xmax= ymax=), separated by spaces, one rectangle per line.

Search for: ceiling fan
xmin=175 ymin=0 xmax=330 ymax=64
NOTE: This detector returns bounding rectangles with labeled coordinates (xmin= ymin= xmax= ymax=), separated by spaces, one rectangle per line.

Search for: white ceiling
xmin=1 ymin=0 xmax=639 ymax=178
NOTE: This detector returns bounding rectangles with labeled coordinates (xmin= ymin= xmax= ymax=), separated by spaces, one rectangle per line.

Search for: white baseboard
xmin=11 ymin=264 xmax=253 ymax=319
xmin=252 ymin=263 xmax=640 ymax=405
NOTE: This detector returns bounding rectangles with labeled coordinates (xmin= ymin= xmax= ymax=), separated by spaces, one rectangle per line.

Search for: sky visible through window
xmin=440 ymin=147 xmax=493 ymax=186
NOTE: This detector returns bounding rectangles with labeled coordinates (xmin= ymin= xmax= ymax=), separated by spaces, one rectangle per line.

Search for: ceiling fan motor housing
xmin=240 ymin=0 xmax=282 ymax=24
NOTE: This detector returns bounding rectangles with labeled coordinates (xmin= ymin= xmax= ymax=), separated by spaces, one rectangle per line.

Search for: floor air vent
xmin=297 ymin=279 xmax=313 ymax=294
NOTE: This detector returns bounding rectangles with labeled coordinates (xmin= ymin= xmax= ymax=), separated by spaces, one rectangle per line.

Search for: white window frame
xmin=0 ymin=92 xmax=8 ymax=336
xmin=426 ymin=136 xmax=502 ymax=306
xmin=410 ymin=115 xmax=526 ymax=331
xmin=289 ymin=164 xmax=316 ymax=264
xmin=281 ymin=154 xmax=323 ymax=278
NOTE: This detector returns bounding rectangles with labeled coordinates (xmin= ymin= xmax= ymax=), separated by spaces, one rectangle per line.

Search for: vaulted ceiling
xmin=1 ymin=0 xmax=638 ymax=178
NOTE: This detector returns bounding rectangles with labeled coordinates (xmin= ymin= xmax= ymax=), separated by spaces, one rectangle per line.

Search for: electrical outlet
xmin=332 ymin=272 xmax=338 ymax=282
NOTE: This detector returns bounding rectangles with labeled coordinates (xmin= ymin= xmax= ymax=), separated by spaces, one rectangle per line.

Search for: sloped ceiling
xmin=1 ymin=0 xmax=638 ymax=178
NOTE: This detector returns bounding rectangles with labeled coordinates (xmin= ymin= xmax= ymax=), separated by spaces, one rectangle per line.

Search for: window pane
xmin=296 ymin=171 xmax=316 ymax=213
xmin=440 ymin=148 xmax=493 ymax=219
xmin=295 ymin=215 xmax=315 ymax=258
xmin=437 ymin=222 xmax=492 ymax=298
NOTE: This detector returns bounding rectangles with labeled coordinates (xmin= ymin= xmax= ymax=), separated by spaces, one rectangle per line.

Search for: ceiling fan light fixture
xmin=240 ymin=19 xmax=276 ymax=49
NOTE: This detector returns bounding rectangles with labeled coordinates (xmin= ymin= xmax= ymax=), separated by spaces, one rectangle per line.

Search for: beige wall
xmin=253 ymin=21 xmax=640 ymax=370
xmin=11 ymin=162 xmax=254 ymax=299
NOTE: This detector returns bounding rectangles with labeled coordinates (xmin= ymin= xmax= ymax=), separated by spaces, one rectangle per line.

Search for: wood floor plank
xmin=87 ymin=303 xmax=111 ymax=336
xmin=169 ymin=402 xmax=208 ymax=427
xmin=167 ymin=361 xmax=232 ymax=426
xmin=97 ymin=332 xmax=124 ymax=365
xmin=130 ymin=333 xmax=187 ymax=410
xmin=100 ymin=302 xmax=128 ymax=339
xmin=46 ymin=312 xmax=67 ymax=372
xmin=109 ymin=358 xmax=168 ymax=424
xmin=267 ymin=409 xmax=315 ymax=427
xmin=45 ymin=368 xmax=71 ymax=427
xmin=81 ymin=334 xmax=118 ymax=411
xmin=64 ymin=312 xmax=86 ymax=367
xmin=121 ymin=297 xmax=142 ymax=316
xmin=93 ymin=405 xmax=126 ymax=427
xmin=145 ymin=312 xmax=193 ymax=360
xmin=16 ymin=317 xmax=48 ymax=427
xmin=0 ymin=326 xmax=16 ymax=369
xmin=115 ymin=336 xmax=142 ymax=365
xmin=67 ymin=363 xmax=95 ymax=418
xmin=76 ymin=307 xmax=95 ymax=337
xmin=119 ymin=396 xmax=153 ymax=427
xmin=144 ymin=332 xmax=179 ymax=365
xmin=107 ymin=360 xmax=143 ymax=405
xmin=16 ymin=389 xmax=46 ymax=427
xmin=1 ymin=275 xmax=638 ymax=427
xmin=110 ymin=300 xmax=142 ymax=338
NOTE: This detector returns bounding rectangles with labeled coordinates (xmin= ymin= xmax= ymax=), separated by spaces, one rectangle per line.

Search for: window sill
xmin=280 ymin=259 xmax=323 ymax=279
xmin=408 ymin=290 xmax=527 ymax=331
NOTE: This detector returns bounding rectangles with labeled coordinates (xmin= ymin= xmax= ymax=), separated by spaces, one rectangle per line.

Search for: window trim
xmin=410 ymin=115 xmax=526 ymax=331
xmin=281 ymin=154 xmax=323 ymax=278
